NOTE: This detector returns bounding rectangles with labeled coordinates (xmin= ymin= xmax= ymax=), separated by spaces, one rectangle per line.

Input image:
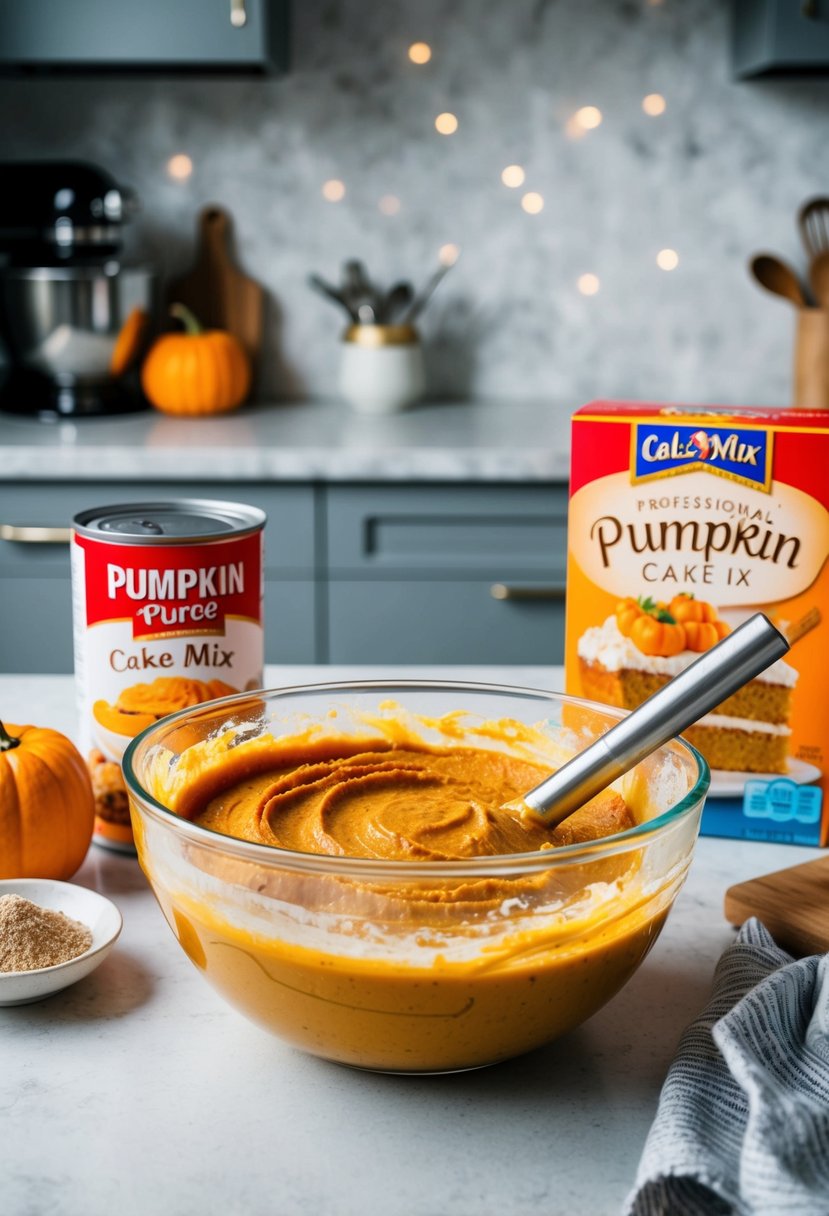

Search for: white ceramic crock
xmin=338 ymin=323 xmax=426 ymax=415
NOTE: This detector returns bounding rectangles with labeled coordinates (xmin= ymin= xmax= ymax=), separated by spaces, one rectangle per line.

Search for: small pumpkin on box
xmin=0 ymin=721 xmax=95 ymax=880
xmin=141 ymin=303 xmax=252 ymax=417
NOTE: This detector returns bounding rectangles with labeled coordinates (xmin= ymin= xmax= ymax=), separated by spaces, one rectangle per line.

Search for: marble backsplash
xmin=1 ymin=0 xmax=828 ymax=407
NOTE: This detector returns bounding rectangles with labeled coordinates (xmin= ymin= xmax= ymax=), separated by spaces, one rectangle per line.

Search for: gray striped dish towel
xmin=624 ymin=918 xmax=829 ymax=1216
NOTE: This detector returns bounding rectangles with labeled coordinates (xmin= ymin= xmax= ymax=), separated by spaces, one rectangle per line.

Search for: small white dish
xmin=0 ymin=879 xmax=122 ymax=1006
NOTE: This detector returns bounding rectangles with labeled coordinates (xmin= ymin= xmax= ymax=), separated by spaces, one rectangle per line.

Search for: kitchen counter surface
xmin=1 ymin=665 xmax=818 ymax=1216
xmin=0 ymin=399 xmax=573 ymax=482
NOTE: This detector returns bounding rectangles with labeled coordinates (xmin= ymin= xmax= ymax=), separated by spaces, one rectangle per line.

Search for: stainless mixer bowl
xmin=0 ymin=263 xmax=154 ymax=381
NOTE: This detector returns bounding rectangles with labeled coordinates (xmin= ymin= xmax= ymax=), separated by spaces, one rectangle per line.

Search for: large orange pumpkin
xmin=0 ymin=721 xmax=95 ymax=880
xmin=141 ymin=303 xmax=251 ymax=416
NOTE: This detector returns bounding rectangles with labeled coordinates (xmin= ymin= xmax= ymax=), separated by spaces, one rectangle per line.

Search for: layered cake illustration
xmin=577 ymin=594 xmax=798 ymax=774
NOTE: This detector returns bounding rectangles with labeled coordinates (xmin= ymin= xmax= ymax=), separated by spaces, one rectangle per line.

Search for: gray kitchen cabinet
xmin=0 ymin=1 xmax=289 ymax=74
xmin=0 ymin=481 xmax=316 ymax=673
xmin=733 ymin=0 xmax=829 ymax=77
xmin=324 ymin=484 xmax=568 ymax=665
xmin=328 ymin=580 xmax=565 ymax=665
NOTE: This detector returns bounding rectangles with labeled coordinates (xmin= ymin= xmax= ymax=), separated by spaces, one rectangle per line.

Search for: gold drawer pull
xmin=1 ymin=524 xmax=72 ymax=544
xmin=490 ymin=583 xmax=566 ymax=602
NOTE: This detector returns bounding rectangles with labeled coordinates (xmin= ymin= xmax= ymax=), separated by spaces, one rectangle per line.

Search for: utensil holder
xmin=338 ymin=324 xmax=425 ymax=415
xmin=794 ymin=309 xmax=829 ymax=409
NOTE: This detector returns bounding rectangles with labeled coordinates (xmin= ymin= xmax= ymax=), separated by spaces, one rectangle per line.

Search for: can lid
xmin=73 ymin=499 xmax=266 ymax=543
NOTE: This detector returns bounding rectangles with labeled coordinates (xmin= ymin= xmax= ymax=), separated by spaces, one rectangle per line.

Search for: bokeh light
xmin=501 ymin=165 xmax=526 ymax=188
xmin=521 ymin=192 xmax=544 ymax=215
xmin=167 ymin=154 xmax=193 ymax=181
xmin=408 ymin=42 xmax=432 ymax=65
xmin=642 ymin=93 xmax=667 ymax=116
xmin=378 ymin=194 xmax=401 ymax=215
xmin=321 ymin=179 xmax=346 ymax=202
xmin=574 ymin=106 xmax=602 ymax=130
xmin=435 ymin=112 xmax=459 ymax=135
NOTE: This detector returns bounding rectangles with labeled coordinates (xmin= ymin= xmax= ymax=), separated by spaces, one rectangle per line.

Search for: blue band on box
xmin=743 ymin=778 xmax=823 ymax=825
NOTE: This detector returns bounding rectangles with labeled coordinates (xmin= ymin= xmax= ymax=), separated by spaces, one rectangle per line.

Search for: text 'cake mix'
xmin=565 ymin=402 xmax=829 ymax=844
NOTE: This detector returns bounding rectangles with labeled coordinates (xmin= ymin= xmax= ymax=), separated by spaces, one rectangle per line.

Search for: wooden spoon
xmin=750 ymin=254 xmax=809 ymax=308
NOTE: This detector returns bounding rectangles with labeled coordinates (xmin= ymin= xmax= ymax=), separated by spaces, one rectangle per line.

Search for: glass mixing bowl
xmin=123 ymin=681 xmax=709 ymax=1073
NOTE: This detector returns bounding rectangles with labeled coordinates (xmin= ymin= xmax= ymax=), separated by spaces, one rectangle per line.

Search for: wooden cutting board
xmin=725 ymin=855 xmax=829 ymax=957
xmin=166 ymin=206 xmax=264 ymax=368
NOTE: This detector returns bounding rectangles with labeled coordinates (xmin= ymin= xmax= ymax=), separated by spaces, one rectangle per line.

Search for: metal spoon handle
xmin=404 ymin=262 xmax=451 ymax=323
xmin=524 ymin=613 xmax=789 ymax=824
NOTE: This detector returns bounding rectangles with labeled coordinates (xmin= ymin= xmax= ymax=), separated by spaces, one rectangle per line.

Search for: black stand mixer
xmin=0 ymin=161 xmax=153 ymax=418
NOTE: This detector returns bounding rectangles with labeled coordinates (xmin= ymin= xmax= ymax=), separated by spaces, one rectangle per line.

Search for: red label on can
xmin=75 ymin=532 xmax=262 ymax=640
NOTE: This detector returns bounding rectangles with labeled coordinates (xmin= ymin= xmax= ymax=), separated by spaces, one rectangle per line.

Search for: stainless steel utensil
xmin=809 ymin=250 xmax=829 ymax=310
xmin=381 ymin=281 xmax=414 ymax=323
xmin=521 ymin=613 xmax=789 ymax=825
xmin=404 ymin=262 xmax=453 ymax=324
xmin=749 ymin=254 xmax=810 ymax=307
xmin=341 ymin=260 xmax=380 ymax=323
xmin=308 ymin=273 xmax=358 ymax=322
xmin=798 ymin=197 xmax=829 ymax=265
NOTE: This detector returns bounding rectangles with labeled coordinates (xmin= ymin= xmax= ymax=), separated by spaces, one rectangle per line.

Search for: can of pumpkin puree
xmin=71 ymin=499 xmax=265 ymax=852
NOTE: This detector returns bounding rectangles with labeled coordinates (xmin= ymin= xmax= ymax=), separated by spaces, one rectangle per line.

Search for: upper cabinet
xmin=733 ymin=0 xmax=829 ymax=77
xmin=0 ymin=0 xmax=289 ymax=75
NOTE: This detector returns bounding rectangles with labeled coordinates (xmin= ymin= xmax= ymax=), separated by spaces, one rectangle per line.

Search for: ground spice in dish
xmin=0 ymin=894 xmax=93 ymax=972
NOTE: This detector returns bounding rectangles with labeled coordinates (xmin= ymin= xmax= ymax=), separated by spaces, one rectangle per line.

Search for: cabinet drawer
xmin=0 ymin=575 xmax=75 ymax=673
xmin=0 ymin=482 xmax=315 ymax=574
xmin=264 ymin=579 xmax=316 ymax=664
xmin=326 ymin=484 xmax=568 ymax=576
xmin=733 ymin=0 xmax=829 ymax=77
xmin=327 ymin=580 xmax=565 ymax=665
xmin=0 ymin=0 xmax=289 ymax=73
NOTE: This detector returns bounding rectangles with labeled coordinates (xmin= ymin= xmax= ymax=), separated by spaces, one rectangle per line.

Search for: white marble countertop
xmin=0 ymin=399 xmax=573 ymax=483
xmin=1 ymin=665 xmax=819 ymax=1216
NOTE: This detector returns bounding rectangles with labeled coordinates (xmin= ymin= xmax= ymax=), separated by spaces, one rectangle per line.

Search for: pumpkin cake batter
xmin=190 ymin=737 xmax=635 ymax=857
xmin=136 ymin=709 xmax=695 ymax=1071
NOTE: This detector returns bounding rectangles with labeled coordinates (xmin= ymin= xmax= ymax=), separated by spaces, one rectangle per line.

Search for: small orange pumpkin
xmin=615 ymin=597 xmax=643 ymax=638
xmin=0 ymin=721 xmax=95 ymax=880
xmin=683 ymin=618 xmax=730 ymax=652
xmin=669 ymin=594 xmax=718 ymax=625
xmin=141 ymin=303 xmax=251 ymax=416
xmin=629 ymin=614 xmax=687 ymax=657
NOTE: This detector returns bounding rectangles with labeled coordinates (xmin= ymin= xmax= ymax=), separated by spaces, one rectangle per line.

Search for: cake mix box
xmin=565 ymin=401 xmax=829 ymax=846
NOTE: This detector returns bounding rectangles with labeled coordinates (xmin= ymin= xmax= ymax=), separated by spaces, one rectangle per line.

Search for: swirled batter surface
xmin=189 ymin=737 xmax=634 ymax=856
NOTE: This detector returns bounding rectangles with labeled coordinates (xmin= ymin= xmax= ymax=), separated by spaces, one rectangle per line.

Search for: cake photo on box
xmin=577 ymin=593 xmax=799 ymax=775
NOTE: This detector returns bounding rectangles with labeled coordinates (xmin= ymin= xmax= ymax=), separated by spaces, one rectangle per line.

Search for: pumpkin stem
xmin=169 ymin=302 xmax=203 ymax=335
xmin=0 ymin=721 xmax=21 ymax=752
